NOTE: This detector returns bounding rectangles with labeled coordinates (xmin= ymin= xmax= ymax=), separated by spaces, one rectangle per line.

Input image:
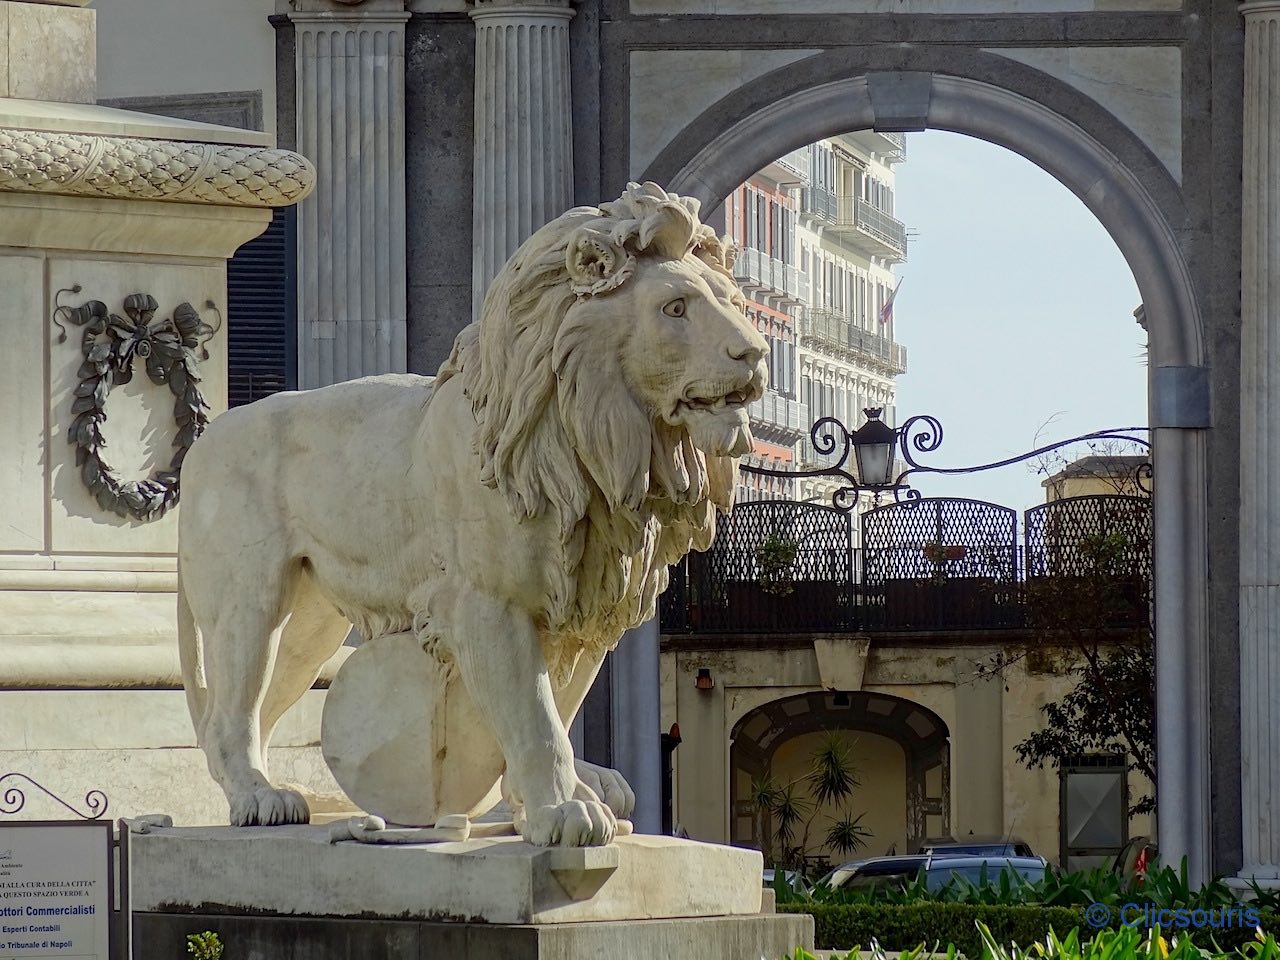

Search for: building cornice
xmin=0 ymin=128 xmax=316 ymax=208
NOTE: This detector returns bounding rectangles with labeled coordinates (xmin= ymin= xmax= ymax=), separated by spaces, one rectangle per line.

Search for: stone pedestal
xmin=1238 ymin=0 xmax=1280 ymax=889
xmin=470 ymin=0 xmax=575 ymax=316
xmin=0 ymin=0 xmax=338 ymax=824
xmin=289 ymin=0 xmax=409 ymax=387
xmin=0 ymin=0 xmax=95 ymax=102
xmin=128 ymin=826 xmax=813 ymax=959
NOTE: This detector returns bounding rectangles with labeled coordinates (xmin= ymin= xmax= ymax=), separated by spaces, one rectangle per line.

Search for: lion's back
xmin=180 ymin=374 xmax=437 ymax=526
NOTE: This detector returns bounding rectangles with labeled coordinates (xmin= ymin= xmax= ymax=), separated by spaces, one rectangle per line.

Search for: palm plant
xmin=753 ymin=731 xmax=873 ymax=874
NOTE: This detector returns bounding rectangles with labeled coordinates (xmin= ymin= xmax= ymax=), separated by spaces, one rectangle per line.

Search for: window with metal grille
xmin=1060 ymin=752 xmax=1128 ymax=872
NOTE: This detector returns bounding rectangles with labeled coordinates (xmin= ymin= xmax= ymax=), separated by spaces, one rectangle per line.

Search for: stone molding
xmin=0 ymin=128 xmax=316 ymax=208
xmin=470 ymin=0 xmax=573 ymax=9
xmin=288 ymin=10 xmax=411 ymax=23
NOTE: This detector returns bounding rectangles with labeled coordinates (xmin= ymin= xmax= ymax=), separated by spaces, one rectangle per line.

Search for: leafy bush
xmin=777 ymin=903 xmax=1280 ymax=955
xmin=783 ymin=861 xmax=1280 ymax=914
xmin=779 ymin=921 xmax=1280 ymax=960
xmin=186 ymin=932 xmax=224 ymax=960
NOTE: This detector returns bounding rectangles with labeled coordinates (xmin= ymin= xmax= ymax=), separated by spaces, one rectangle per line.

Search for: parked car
xmin=762 ymin=868 xmax=810 ymax=894
xmin=921 ymin=856 xmax=1048 ymax=892
xmin=818 ymin=854 xmax=1048 ymax=894
xmin=920 ymin=836 xmax=1042 ymax=860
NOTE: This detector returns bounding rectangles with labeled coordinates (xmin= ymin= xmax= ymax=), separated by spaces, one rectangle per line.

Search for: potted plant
xmin=756 ymin=534 xmax=800 ymax=597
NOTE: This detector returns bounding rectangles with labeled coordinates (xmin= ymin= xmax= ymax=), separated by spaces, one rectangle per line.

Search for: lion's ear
xmin=566 ymin=228 xmax=635 ymax=296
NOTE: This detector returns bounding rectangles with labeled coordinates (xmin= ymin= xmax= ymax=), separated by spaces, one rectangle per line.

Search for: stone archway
xmin=730 ymin=690 xmax=950 ymax=859
xmin=641 ymin=61 xmax=1211 ymax=878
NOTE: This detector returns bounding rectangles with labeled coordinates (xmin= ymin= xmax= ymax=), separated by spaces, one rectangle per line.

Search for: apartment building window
xmin=858 ymin=276 xmax=867 ymax=326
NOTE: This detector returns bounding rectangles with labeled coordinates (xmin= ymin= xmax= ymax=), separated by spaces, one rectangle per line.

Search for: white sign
xmin=0 ymin=823 xmax=112 ymax=960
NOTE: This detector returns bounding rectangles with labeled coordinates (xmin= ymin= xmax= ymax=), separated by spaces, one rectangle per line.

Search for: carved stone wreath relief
xmin=53 ymin=290 xmax=217 ymax=522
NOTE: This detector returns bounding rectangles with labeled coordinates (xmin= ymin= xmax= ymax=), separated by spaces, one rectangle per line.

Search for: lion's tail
xmin=176 ymin=562 xmax=208 ymax=739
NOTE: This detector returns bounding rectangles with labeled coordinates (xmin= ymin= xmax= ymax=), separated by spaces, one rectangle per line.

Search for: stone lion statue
xmin=177 ymin=182 xmax=767 ymax=845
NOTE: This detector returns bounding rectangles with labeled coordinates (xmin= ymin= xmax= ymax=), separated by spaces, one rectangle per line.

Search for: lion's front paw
xmin=574 ymin=760 xmax=636 ymax=819
xmin=229 ymin=787 xmax=310 ymax=827
xmin=522 ymin=799 xmax=616 ymax=847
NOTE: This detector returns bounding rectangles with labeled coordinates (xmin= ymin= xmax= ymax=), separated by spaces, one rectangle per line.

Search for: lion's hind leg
xmin=195 ymin=555 xmax=311 ymax=827
xmin=260 ymin=569 xmax=351 ymax=751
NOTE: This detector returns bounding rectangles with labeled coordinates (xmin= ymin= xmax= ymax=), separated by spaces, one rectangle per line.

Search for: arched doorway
xmin=730 ymin=690 xmax=950 ymax=860
xmin=641 ymin=62 xmax=1211 ymax=878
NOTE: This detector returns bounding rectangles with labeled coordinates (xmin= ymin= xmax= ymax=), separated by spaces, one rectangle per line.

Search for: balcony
xmin=834 ymin=130 xmax=907 ymax=164
xmin=761 ymin=147 xmax=811 ymax=184
xmin=796 ymin=307 xmax=908 ymax=374
xmin=798 ymin=188 xmax=908 ymax=262
xmin=747 ymin=390 xmax=810 ymax=445
xmin=658 ymin=494 xmax=1152 ymax=636
xmin=733 ymin=247 xmax=804 ymax=304
xmin=879 ymin=132 xmax=907 ymax=162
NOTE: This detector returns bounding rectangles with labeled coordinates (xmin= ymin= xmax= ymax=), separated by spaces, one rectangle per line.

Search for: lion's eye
xmin=662 ymin=298 xmax=687 ymax=319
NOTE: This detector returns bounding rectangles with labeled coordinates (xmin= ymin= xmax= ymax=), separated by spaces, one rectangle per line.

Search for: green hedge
xmin=779 ymin=903 xmax=1280 ymax=955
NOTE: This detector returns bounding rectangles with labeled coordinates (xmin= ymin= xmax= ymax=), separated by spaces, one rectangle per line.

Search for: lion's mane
xmin=437 ymin=183 xmax=740 ymax=654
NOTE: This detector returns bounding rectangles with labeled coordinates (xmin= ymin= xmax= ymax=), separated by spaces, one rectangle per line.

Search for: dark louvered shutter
xmin=227 ymin=207 xmax=297 ymax=406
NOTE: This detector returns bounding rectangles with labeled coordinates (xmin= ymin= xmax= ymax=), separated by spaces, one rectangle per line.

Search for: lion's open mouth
xmin=676 ymin=388 xmax=752 ymax=416
xmin=669 ymin=385 xmax=758 ymax=457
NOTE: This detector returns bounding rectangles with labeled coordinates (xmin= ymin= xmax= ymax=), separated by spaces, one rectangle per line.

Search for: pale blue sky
xmin=888 ymin=130 xmax=1148 ymax=514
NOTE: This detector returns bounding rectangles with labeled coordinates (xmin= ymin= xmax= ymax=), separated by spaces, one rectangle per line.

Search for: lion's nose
xmin=727 ymin=328 xmax=767 ymax=367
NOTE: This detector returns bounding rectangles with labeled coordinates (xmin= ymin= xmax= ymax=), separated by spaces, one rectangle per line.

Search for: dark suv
xmin=921 ymin=836 xmax=1041 ymax=859
xmin=819 ymin=854 xmax=1047 ymax=893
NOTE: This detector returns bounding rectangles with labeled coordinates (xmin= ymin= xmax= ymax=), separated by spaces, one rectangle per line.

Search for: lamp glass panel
xmin=855 ymin=442 xmax=894 ymax=487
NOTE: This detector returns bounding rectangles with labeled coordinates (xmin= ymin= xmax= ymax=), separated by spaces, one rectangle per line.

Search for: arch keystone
xmin=867 ymin=71 xmax=933 ymax=131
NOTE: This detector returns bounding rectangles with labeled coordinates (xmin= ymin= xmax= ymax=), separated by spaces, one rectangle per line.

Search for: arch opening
xmin=730 ymin=690 xmax=951 ymax=862
xmin=644 ymin=62 xmax=1211 ymax=877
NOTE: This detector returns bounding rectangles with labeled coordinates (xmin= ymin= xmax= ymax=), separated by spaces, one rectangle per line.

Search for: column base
xmin=1226 ymin=873 xmax=1280 ymax=898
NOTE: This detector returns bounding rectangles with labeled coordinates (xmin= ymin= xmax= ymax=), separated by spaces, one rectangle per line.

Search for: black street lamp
xmin=849 ymin=407 xmax=898 ymax=488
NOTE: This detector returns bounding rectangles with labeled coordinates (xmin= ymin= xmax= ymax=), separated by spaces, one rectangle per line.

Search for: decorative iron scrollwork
xmin=0 ymin=773 xmax=109 ymax=820
xmin=53 ymin=289 xmax=217 ymax=523
xmin=741 ymin=413 xmax=1152 ymax=511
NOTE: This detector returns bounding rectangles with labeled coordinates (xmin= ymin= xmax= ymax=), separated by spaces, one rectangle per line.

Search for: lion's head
xmin=440 ymin=182 xmax=768 ymax=637
xmin=446 ymin=181 xmax=767 ymax=526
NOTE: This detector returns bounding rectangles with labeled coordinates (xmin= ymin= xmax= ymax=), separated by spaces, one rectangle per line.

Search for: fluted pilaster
xmin=292 ymin=5 xmax=409 ymax=388
xmin=1239 ymin=0 xmax=1280 ymax=888
xmin=470 ymin=0 xmax=575 ymax=318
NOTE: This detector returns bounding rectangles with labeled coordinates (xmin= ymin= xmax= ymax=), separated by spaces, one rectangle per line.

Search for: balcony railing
xmin=659 ymin=494 xmax=1152 ymax=636
xmin=879 ymin=132 xmax=907 ymax=162
xmin=853 ymin=199 xmax=908 ymax=256
xmin=747 ymin=390 xmax=810 ymax=443
xmin=660 ymin=547 xmax=1151 ymax=635
xmin=733 ymin=247 xmax=804 ymax=303
xmin=796 ymin=307 xmax=908 ymax=373
xmin=798 ymin=188 xmax=908 ymax=261
xmin=774 ymin=148 xmax=810 ymax=180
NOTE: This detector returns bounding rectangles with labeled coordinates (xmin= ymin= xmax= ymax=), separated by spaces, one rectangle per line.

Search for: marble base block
xmin=133 ymin=911 xmax=815 ymax=960
xmin=128 ymin=826 xmax=764 ymax=926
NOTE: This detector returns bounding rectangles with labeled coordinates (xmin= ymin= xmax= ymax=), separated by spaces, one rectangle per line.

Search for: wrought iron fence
xmin=660 ymin=495 xmax=1152 ymax=635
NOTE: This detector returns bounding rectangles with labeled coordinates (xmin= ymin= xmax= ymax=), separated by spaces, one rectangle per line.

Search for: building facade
xmin=659 ymin=468 xmax=1156 ymax=869
xmin=726 ymin=134 xmax=908 ymax=527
